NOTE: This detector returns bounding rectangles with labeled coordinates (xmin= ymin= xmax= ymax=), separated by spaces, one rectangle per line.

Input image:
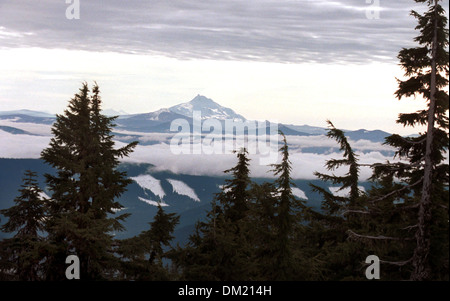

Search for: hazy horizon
xmin=1 ymin=0 xmax=449 ymax=135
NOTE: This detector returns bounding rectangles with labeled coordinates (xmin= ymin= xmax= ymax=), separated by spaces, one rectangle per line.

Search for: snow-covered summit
xmin=168 ymin=95 xmax=246 ymax=121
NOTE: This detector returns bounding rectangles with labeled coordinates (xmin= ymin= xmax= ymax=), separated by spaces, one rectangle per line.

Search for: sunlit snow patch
xmin=138 ymin=197 xmax=169 ymax=207
xmin=167 ymin=179 xmax=201 ymax=202
xmin=291 ymin=187 xmax=308 ymax=200
xmin=130 ymin=174 xmax=165 ymax=199
xmin=38 ymin=191 xmax=50 ymax=200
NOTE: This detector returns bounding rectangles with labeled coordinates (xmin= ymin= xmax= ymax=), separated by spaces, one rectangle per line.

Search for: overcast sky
xmin=0 ymin=0 xmax=448 ymax=134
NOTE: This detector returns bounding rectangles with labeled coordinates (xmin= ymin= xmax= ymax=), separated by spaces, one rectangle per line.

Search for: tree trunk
xmin=411 ymin=0 xmax=438 ymax=281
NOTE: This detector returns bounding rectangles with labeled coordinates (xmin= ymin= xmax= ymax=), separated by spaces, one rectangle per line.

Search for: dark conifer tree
xmin=348 ymin=0 xmax=448 ymax=280
xmin=171 ymin=149 xmax=253 ymax=280
xmin=41 ymin=83 xmax=137 ymax=280
xmin=308 ymin=121 xmax=367 ymax=280
xmin=118 ymin=205 xmax=179 ymax=280
xmin=169 ymin=203 xmax=225 ymax=281
xmin=310 ymin=120 xmax=362 ymax=220
xmin=0 ymin=170 xmax=48 ymax=280
xmin=145 ymin=205 xmax=180 ymax=266
xmin=246 ymin=182 xmax=278 ymax=280
xmin=269 ymin=132 xmax=306 ymax=280
xmin=394 ymin=0 xmax=449 ymax=281
xmin=216 ymin=148 xmax=251 ymax=222
xmin=347 ymin=172 xmax=418 ymax=280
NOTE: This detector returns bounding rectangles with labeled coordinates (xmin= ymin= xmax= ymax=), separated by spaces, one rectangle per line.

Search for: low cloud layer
xmin=0 ymin=121 xmax=403 ymax=180
xmin=112 ymin=135 xmax=399 ymax=180
xmin=0 ymin=130 xmax=51 ymax=158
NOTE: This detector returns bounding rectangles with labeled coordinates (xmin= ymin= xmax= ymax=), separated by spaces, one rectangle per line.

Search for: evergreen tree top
xmin=0 ymin=170 xmax=47 ymax=238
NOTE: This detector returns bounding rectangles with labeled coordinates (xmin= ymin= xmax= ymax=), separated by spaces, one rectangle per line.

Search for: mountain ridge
xmin=0 ymin=94 xmax=392 ymax=141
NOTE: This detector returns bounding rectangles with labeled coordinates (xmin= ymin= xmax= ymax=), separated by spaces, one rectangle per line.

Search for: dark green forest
xmin=0 ymin=0 xmax=448 ymax=281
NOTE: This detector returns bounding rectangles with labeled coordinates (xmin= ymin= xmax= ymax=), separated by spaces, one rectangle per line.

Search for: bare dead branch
xmin=380 ymin=257 xmax=413 ymax=267
xmin=347 ymin=230 xmax=414 ymax=242
xmin=342 ymin=209 xmax=371 ymax=215
xmin=369 ymin=177 xmax=424 ymax=204
xmin=397 ymin=135 xmax=427 ymax=145
xmin=360 ymin=159 xmax=424 ymax=170
xmin=402 ymin=224 xmax=419 ymax=231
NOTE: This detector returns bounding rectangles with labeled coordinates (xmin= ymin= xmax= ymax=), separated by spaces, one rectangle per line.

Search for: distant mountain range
xmin=0 ymin=95 xmax=394 ymax=245
xmin=0 ymin=109 xmax=55 ymax=118
xmin=0 ymin=94 xmax=391 ymax=142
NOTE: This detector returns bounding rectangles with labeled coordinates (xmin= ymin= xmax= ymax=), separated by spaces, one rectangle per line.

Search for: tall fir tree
xmin=396 ymin=0 xmax=449 ymax=281
xmin=349 ymin=0 xmax=448 ymax=280
xmin=310 ymin=120 xmax=362 ymax=220
xmin=0 ymin=170 xmax=48 ymax=280
xmin=41 ymin=83 xmax=137 ymax=280
xmin=269 ymin=132 xmax=306 ymax=280
xmin=212 ymin=148 xmax=254 ymax=280
xmin=308 ymin=121 xmax=368 ymax=280
xmin=216 ymin=148 xmax=251 ymax=222
xmin=171 ymin=148 xmax=253 ymax=280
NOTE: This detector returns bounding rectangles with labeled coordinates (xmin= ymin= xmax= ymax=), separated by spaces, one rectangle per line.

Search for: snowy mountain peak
xmin=169 ymin=95 xmax=246 ymax=121
xmin=189 ymin=95 xmax=217 ymax=106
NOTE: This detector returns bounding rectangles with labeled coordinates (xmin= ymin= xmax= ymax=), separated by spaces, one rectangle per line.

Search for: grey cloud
xmin=0 ymin=0 xmax=448 ymax=63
